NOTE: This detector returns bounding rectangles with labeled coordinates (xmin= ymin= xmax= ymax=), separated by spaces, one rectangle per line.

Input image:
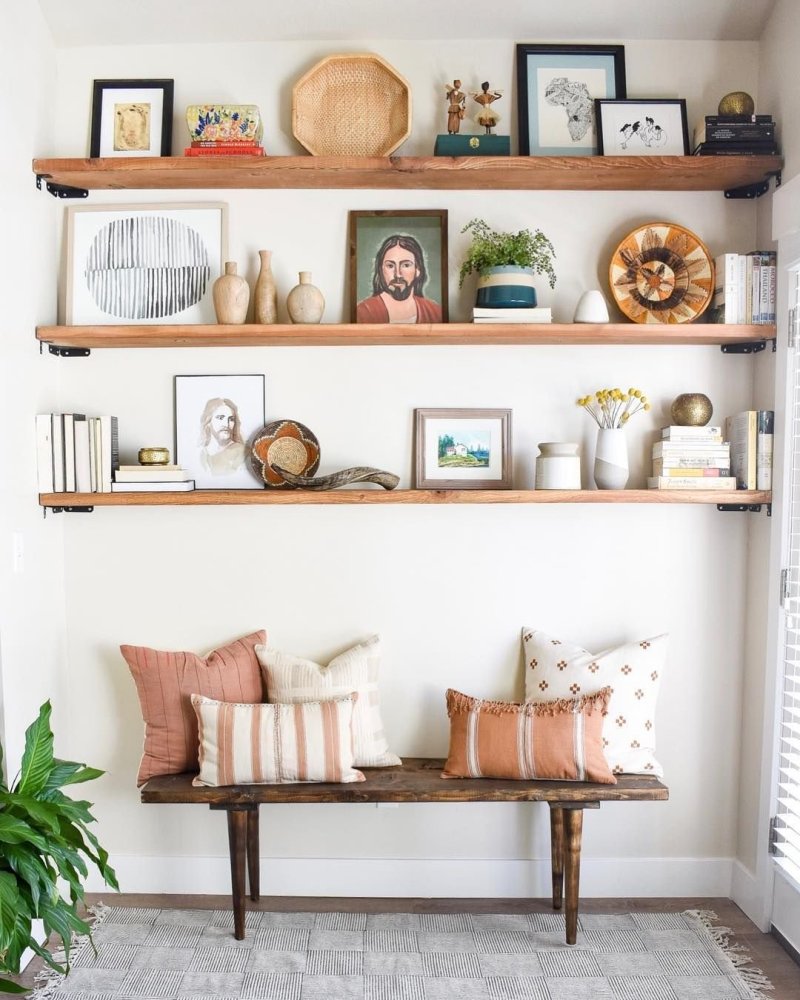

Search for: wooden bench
xmin=141 ymin=758 xmax=668 ymax=945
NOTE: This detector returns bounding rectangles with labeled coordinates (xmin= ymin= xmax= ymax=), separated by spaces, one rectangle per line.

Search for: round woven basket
xmin=292 ymin=53 xmax=412 ymax=157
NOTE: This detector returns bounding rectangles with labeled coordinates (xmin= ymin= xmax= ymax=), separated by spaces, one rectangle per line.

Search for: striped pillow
xmin=442 ymin=688 xmax=615 ymax=784
xmin=121 ymin=631 xmax=266 ymax=786
xmin=256 ymin=635 xmax=401 ymax=768
xmin=191 ymin=693 xmax=365 ymax=786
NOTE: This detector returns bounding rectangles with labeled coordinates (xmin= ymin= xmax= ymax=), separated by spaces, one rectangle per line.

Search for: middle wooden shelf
xmin=36 ymin=322 xmax=776 ymax=350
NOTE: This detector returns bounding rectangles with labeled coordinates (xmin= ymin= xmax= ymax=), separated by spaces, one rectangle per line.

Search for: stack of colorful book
xmin=711 ymin=251 xmax=776 ymax=325
xmin=112 ymin=465 xmax=195 ymax=492
xmin=647 ymin=425 xmax=735 ymax=490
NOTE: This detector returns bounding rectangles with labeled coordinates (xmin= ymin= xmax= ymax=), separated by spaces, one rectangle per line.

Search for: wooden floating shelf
xmin=36 ymin=322 xmax=776 ymax=350
xmin=33 ymin=154 xmax=783 ymax=193
xmin=40 ymin=489 xmax=771 ymax=508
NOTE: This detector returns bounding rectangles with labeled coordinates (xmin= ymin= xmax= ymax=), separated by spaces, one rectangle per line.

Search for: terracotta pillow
xmin=443 ymin=687 xmax=615 ymax=784
xmin=522 ymin=628 xmax=667 ymax=777
xmin=121 ymin=630 xmax=266 ymax=785
xmin=191 ymin=693 xmax=365 ymax=786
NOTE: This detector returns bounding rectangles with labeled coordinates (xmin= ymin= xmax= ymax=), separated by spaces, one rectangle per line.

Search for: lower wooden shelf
xmin=39 ymin=489 xmax=771 ymax=507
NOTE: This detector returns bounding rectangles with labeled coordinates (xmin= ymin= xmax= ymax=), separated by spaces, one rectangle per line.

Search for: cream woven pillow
xmin=256 ymin=635 xmax=401 ymax=768
xmin=522 ymin=628 xmax=668 ymax=777
xmin=191 ymin=694 xmax=365 ymax=786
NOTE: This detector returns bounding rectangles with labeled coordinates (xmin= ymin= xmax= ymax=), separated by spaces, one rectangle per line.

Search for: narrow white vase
xmin=593 ymin=428 xmax=628 ymax=489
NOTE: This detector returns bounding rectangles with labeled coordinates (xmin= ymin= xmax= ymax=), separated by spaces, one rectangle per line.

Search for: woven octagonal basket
xmin=292 ymin=53 xmax=412 ymax=156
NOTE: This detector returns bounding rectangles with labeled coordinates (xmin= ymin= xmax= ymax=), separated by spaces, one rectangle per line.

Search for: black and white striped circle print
xmin=84 ymin=215 xmax=211 ymax=319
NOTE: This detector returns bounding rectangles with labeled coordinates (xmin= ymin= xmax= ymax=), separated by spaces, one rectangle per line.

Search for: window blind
xmin=775 ymin=266 xmax=800 ymax=883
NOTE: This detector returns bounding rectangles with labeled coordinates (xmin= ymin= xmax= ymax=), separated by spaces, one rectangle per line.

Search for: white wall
xmin=40 ymin=37 xmax=768 ymax=897
xmin=0 ymin=5 xmax=68 ymax=778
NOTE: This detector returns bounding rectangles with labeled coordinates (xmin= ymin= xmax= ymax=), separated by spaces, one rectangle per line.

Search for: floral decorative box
xmin=186 ymin=105 xmax=263 ymax=142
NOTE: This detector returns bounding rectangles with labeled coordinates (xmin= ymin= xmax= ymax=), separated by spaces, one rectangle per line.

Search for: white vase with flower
xmin=577 ymin=387 xmax=651 ymax=490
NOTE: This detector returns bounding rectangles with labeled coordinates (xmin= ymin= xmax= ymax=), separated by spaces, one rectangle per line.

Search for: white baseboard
xmin=730 ymin=859 xmax=772 ymax=931
xmin=89 ymin=855 xmax=734 ymax=899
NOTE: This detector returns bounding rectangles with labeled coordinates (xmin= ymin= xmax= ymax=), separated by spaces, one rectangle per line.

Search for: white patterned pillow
xmin=256 ymin=635 xmax=401 ymax=768
xmin=522 ymin=628 xmax=667 ymax=777
xmin=191 ymin=694 xmax=365 ymax=786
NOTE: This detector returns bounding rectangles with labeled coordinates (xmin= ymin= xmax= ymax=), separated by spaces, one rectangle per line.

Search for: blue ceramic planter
xmin=475 ymin=265 xmax=537 ymax=308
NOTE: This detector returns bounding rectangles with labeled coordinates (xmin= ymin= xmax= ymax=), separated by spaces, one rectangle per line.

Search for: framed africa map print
xmin=516 ymin=44 xmax=626 ymax=156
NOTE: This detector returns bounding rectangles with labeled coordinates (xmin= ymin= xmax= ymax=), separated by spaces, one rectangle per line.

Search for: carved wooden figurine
xmin=445 ymin=80 xmax=466 ymax=134
xmin=471 ymin=81 xmax=503 ymax=134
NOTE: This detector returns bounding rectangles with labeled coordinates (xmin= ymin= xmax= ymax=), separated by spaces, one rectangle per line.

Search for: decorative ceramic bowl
xmin=138 ymin=446 xmax=170 ymax=465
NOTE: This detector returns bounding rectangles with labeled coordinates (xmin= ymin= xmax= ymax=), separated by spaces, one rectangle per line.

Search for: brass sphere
xmin=671 ymin=393 xmax=713 ymax=427
xmin=138 ymin=446 xmax=171 ymax=465
xmin=718 ymin=91 xmax=755 ymax=116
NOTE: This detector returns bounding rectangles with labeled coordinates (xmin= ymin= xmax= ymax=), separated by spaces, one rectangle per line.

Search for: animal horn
xmin=270 ymin=465 xmax=400 ymax=491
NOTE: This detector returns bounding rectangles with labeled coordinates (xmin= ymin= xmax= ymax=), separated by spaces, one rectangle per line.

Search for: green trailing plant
xmin=459 ymin=218 xmax=557 ymax=288
xmin=0 ymin=702 xmax=118 ymax=993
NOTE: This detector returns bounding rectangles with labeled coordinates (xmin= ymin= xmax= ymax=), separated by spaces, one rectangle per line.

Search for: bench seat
xmin=141 ymin=757 xmax=668 ymax=944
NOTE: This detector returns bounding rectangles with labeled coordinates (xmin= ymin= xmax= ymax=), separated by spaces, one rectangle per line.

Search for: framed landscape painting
xmin=596 ymin=98 xmax=690 ymax=156
xmin=65 ymin=203 xmax=226 ymax=325
xmin=349 ymin=209 xmax=448 ymax=323
xmin=414 ymin=408 xmax=512 ymax=489
xmin=516 ymin=44 xmax=626 ymax=156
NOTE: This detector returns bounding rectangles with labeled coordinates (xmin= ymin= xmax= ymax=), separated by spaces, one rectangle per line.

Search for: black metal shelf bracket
xmin=724 ymin=169 xmax=782 ymax=200
xmin=36 ymin=175 xmax=89 ymax=199
xmin=720 ymin=340 xmax=767 ymax=355
xmin=49 ymin=506 xmax=95 ymax=514
xmin=47 ymin=345 xmax=91 ymax=358
xmin=716 ymin=503 xmax=769 ymax=515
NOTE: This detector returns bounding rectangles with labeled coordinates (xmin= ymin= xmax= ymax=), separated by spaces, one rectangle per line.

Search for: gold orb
xmin=671 ymin=393 xmax=713 ymax=427
xmin=138 ymin=446 xmax=171 ymax=465
xmin=718 ymin=91 xmax=755 ymax=116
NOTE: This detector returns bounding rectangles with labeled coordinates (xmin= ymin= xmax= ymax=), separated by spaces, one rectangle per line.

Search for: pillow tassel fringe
xmin=684 ymin=909 xmax=775 ymax=999
xmin=446 ymin=687 xmax=611 ymax=718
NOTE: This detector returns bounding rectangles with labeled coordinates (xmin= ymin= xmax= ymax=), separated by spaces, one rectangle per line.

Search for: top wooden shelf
xmin=32 ymin=154 xmax=783 ymax=192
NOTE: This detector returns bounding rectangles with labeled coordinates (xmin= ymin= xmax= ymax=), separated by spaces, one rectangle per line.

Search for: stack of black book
xmin=693 ymin=114 xmax=777 ymax=156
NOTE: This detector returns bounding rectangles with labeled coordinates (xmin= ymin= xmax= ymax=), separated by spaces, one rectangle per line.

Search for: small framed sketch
xmin=516 ymin=44 xmax=626 ymax=156
xmin=349 ymin=209 xmax=448 ymax=323
xmin=174 ymin=374 xmax=266 ymax=490
xmin=596 ymin=99 xmax=689 ymax=156
xmin=90 ymin=78 xmax=174 ymax=158
xmin=65 ymin=202 xmax=227 ymax=325
xmin=414 ymin=408 xmax=512 ymax=489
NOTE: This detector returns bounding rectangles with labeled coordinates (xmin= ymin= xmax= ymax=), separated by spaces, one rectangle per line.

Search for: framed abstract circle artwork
xmin=609 ymin=222 xmax=714 ymax=324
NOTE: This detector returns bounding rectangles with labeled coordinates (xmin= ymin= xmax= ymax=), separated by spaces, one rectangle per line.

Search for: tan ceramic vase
xmin=286 ymin=271 xmax=324 ymax=324
xmin=212 ymin=261 xmax=250 ymax=324
xmin=254 ymin=249 xmax=278 ymax=324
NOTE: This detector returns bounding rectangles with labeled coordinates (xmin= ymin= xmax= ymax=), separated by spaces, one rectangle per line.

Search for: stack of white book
xmin=112 ymin=465 xmax=195 ymax=492
xmin=472 ymin=306 xmax=552 ymax=324
xmin=35 ymin=413 xmax=119 ymax=494
xmin=647 ymin=425 xmax=735 ymax=490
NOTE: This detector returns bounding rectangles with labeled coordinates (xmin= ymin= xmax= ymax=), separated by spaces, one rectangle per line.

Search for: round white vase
xmin=573 ymin=289 xmax=610 ymax=323
xmin=593 ymin=428 xmax=628 ymax=489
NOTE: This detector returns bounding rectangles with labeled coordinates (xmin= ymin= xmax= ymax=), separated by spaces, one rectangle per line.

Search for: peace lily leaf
xmin=0 ymin=815 xmax=49 ymax=850
xmin=0 ymin=979 xmax=29 ymax=993
xmin=16 ymin=702 xmax=54 ymax=797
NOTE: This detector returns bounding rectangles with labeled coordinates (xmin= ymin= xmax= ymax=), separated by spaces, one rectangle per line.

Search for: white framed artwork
xmin=65 ymin=202 xmax=227 ymax=325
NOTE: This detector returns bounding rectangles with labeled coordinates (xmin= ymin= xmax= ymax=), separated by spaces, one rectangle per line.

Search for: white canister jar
xmin=535 ymin=442 xmax=581 ymax=489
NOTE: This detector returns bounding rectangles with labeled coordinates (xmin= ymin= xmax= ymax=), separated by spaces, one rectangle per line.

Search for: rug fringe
xmin=29 ymin=902 xmax=111 ymax=1000
xmin=684 ymin=909 xmax=774 ymax=998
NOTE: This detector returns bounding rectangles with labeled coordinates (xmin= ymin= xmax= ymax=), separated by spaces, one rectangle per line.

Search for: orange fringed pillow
xmin=442 ymin=687 xmax=616 ymax=784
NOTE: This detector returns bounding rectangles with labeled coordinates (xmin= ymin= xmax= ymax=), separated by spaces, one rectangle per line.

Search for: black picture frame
xmin=595 ymin=99 xmax=690 ymax=156
xmin=516 ymin=44 xmax=626 ymax=156
xmin=90 ymin=78 xmax=174 ymax=158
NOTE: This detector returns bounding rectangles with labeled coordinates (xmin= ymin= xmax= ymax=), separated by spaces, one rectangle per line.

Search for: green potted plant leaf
xmin=0 ymin=701 xmax=118 ymax=993
xmin=459 ymin=218 xmax=557 ymax=308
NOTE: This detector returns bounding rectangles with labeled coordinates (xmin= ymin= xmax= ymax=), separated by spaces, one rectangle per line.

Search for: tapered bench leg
xmin=549 ymin=806 xmax=565 ymax=910
xmin=225 ymin=808 xmax=249 ymax=940
xmin=563 ymin=807 xmax=584 ymax=945
xmin=247 ymin=807 xmax=260 ymax=902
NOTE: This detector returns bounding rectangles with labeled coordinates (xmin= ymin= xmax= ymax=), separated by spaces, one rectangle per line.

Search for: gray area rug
xmin=33 ymin=905 xmax=773 ymax=1000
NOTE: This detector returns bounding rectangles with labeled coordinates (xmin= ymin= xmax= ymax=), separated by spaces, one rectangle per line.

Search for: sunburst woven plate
xmin=292 ymin=53 xmax=412 ymax=156
xmin=609 ymin=222 xmax=714 ymax=324
xmin=250 ymin=419 xmax=320 ymax=489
